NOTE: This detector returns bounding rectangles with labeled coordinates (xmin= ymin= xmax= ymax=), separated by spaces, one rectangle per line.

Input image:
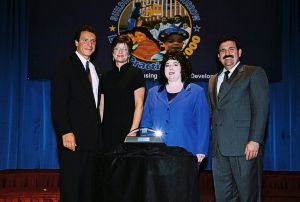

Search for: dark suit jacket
xmin=208 ymin=64 xmax=269 ymax=156
xmin=51 ymin=54 xmax=102 ymax=150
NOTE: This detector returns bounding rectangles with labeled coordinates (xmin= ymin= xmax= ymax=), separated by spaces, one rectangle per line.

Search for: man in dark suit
xmin=208 ymin=35 xmax=269 ymax=202
xmin=51 ymin=25 xmax=101 ymax=202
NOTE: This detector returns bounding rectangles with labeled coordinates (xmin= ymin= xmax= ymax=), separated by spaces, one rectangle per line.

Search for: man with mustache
xmin=208 ymin=35 xmax=269 ymax=202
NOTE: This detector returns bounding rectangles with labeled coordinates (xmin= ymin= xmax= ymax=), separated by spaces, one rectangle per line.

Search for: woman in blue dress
xmin=141 ymin=52 xmax=210 ymax=163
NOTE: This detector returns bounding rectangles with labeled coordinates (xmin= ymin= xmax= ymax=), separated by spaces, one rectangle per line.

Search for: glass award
xmin=124 ymin=127 xmax=164 ymax=143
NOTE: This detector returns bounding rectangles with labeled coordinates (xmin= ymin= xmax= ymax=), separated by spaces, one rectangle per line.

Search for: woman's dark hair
xmin=159 ymin=51 xmax=192 ymax=85
xmin=74 ymin=25 xmax=96 ymax=42
xmin=111 ymin=34 xmax=133 ymax=53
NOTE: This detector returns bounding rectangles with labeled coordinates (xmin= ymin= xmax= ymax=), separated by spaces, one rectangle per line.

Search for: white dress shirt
xmin=217 ymin=61 xmax=240 ymax=94
xmin=76 ymin=51 xmax=99 ymax=106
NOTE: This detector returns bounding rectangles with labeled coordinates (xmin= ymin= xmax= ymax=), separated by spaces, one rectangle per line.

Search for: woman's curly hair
xmin=159 ymin=51 xmax=192 ymax=85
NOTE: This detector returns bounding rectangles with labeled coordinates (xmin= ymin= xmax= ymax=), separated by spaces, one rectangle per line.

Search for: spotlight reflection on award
xmin=124 ymin=128 xmax=164 ymax=143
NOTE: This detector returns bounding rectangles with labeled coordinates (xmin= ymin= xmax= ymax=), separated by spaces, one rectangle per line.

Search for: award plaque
xmin=124 ymin=128 xmax=164 ymax=143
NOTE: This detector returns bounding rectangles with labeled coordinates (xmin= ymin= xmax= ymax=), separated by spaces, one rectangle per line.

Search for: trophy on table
xmin=124 ymin=127 xmax=164 ymax=143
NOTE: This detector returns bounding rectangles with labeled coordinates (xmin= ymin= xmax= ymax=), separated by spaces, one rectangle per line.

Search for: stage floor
xmin=0 ymin=169 xmax=300 ymax=202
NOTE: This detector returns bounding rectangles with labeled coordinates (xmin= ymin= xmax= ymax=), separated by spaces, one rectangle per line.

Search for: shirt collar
xmin=75 ymin=51 xmax=89 ymax=70
xmin=222 ymin=61 xmax=240 ymax=77
xmin=113 ymin=62 xmax=130 ymax=73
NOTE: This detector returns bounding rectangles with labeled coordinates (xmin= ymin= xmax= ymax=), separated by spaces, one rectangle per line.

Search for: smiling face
xmin=112 ymin=43 xmax=130 ymax=64
xmin=165 ymin=59 xmax=182 ymax=82
xmin=75 ymin=31 xmax=96 ymax=60
xmin=217 ymin=40 xmax=242 ymax=70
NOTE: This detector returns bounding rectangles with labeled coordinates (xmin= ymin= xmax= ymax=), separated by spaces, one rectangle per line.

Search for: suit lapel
xmin=208 ymin=74 xmax=219 ymax=109
xmin=155 ymin=84 xmax=191 ymax=107
xmin=217 ymin=64 xmax=244 ymax=103
xmin=155 ymin=87 xmax=168 ymax=109
xmin=169 ymin=84 xmax=191 ymax=106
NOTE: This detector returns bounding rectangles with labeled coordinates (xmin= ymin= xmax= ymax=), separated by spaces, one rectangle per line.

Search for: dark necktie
xmin=86 ymin=61 xmax=92 ymax=85
xmin=218 ymin=70 xmax=230 ymax=101
xmin=223 ymin=70 xmax=230 ymax=82
xmin=86 ymin=61 xmax=90 ymax=74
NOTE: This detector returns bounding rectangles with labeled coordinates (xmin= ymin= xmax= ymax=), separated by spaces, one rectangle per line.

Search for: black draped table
xmin=94 ymin=143 xmax=199 ymax=202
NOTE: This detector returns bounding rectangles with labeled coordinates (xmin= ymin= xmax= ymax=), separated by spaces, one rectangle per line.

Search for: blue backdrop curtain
xmin=263 ymin=0 xmax=300 ymax=170
xmin=0 ymin=0 xmax=58 ymax=169
xmin=0 ymin=0 xmax=299 ymax=170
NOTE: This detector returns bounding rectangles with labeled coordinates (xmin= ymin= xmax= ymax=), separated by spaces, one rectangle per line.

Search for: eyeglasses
xmin=80 ymin=39 xmax=96 ymax=45
xmin=114 ymin=47 xmax=128 ymax=52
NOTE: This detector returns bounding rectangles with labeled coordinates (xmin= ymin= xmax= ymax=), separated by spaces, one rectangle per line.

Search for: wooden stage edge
xmin=0 ymin=170 xmax=300 ymax=202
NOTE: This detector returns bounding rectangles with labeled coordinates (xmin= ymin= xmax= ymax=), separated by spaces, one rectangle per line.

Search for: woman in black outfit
xmin=100 ymin=35 xmax=145 ymax=152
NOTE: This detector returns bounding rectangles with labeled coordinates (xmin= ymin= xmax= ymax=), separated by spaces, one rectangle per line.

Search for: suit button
xmin=166 ymin=120 xmax=169 ymax=123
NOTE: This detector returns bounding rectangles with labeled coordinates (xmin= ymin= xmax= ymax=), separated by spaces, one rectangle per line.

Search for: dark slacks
xmin=212 ymin=147 xmax=262 ymax=202
xmin=58 ymin=147 xmax=96 ymax=202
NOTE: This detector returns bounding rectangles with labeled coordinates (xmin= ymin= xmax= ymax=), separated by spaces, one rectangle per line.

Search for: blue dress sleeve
xmin=194 ymin=88 xmax=210 ymax=155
